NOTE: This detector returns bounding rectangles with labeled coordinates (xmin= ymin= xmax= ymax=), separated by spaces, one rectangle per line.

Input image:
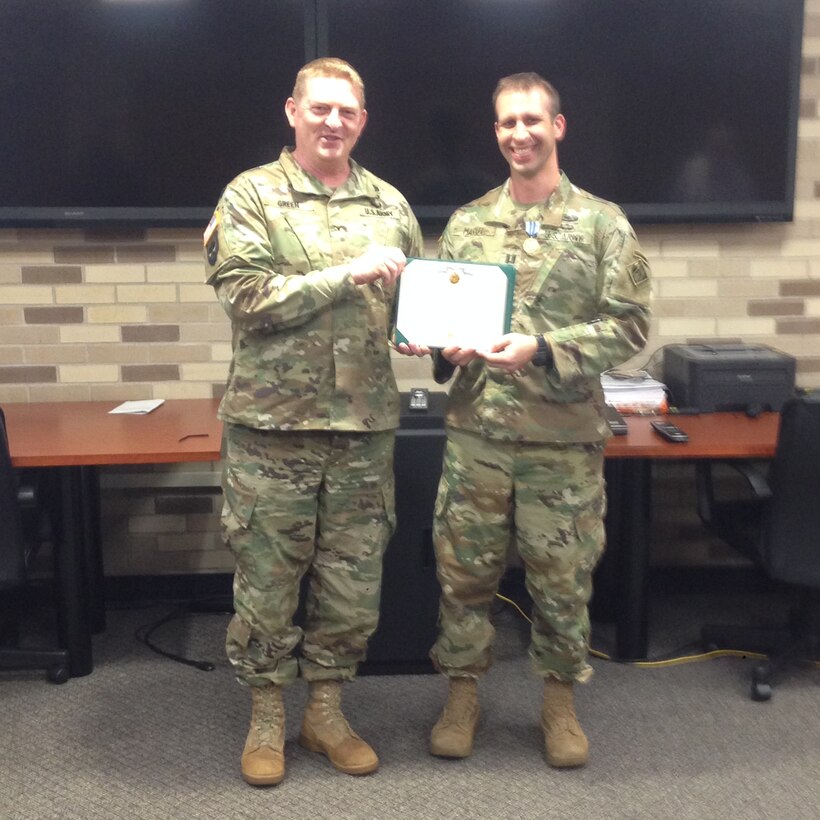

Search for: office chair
xmin=0 ymin=407 xmax=70 ymax=683
xmin=695 ymin=393 xmax=820 ymax=701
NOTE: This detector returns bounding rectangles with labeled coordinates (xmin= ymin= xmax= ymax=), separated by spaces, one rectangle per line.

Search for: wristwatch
xmin=532 ymin=334 xmax=552 ymax=368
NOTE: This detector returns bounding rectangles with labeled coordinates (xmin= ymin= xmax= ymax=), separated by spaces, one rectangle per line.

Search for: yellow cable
xmin=494 ymin=592 xmax=820 ymax=669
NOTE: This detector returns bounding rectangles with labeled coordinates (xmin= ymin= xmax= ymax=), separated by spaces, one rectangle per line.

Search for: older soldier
xmin=423 ymin=73 xmax=650 ymax=767
xmin=205 ymin=57 xmax=422 ymax=786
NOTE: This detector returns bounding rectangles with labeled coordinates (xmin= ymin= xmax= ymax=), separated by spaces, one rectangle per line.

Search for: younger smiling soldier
xmin=420 ymin=73 xmax=650 ymax=768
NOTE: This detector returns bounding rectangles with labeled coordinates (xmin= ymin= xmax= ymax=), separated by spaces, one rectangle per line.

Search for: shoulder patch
xmin=203 ymin=210 xmax=221 ymax=245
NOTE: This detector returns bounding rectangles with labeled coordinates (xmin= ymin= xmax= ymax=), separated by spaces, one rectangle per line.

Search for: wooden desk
xmin=4 ymin=400 xmax=781 ymax=673
xmin=5 ymin=399 xmax=223 ymax=677
xmin=601 ymin=412 xmax=778 ymax=659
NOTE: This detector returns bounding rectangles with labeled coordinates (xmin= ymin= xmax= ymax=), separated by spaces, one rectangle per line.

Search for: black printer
xmin=663 ymin=343 xmax=796 ymax=412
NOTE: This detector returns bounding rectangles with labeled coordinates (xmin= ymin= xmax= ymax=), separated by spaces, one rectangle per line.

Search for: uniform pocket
xmin=572 ymin=493 xmax=607 ymax=568
xmin=221 ymin=467 xmax=258 ymax=538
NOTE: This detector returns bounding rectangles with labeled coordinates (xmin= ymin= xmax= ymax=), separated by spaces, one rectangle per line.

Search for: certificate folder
xmin=394 ymin=257 xmax=516 ymax=349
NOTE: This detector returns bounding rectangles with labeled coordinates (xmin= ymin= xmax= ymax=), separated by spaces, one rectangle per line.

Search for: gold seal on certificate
xmin=523 ymin=237 xmax=540 ymax=256
xmin=394 ymin=257 xmax=516 ymax=349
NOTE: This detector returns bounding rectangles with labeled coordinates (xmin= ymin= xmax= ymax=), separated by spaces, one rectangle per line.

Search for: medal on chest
xmin=523 ymin=220 xmax=540 ymax=256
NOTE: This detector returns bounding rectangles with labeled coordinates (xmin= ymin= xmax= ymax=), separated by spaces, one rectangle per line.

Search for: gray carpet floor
xmin=2 ymin=589 xmax=819 ymax=820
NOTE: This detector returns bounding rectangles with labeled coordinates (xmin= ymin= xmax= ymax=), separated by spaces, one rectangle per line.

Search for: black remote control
xmin=650 ymin=419 xmax=689 ymax=443
xmin=408 ymin=388 xmax=429 ymax=411
xmin=604 ymin=404 xmax=628 ymax=436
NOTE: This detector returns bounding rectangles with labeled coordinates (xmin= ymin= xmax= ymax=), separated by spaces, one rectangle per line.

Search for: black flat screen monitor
xmin=0 ymin=0 xmax=804 ymax=227
xmin=0 ymin=0 xmax=307 ymax=227
xmin=327 ymin=0 xmax=804 ymax=225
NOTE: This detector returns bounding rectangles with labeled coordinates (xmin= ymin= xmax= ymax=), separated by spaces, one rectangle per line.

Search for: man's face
xmin=494 ymin=87 xmax=565 ymax=179
xmin=285 ymin=76 xmax=367 ymax=173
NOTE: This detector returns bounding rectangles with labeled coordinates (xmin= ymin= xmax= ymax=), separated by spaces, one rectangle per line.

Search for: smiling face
xmin=285 ymin=75 xmax=367 ymax=182
xmin=494 ymin=86 xmax=565 ymax=183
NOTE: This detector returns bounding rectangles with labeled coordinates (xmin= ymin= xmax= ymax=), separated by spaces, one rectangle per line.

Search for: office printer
xmin=663 ymin=343 xmax=796 ymax=412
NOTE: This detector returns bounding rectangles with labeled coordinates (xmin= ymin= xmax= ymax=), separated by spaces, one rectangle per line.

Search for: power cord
xmin=134 ymin=597 xmax=232 ymax=672
xmin=494 ymin=592 xmax=784 ymax=669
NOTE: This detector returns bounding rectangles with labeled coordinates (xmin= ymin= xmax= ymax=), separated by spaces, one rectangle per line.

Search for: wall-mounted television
xmin=0 ymin=0 xmax=804 ymax=228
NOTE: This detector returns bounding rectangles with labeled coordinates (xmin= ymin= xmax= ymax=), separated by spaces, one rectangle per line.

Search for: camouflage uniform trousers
xmin=430 ymin=427 xmax=606 ymax=683
xmin=221 ymin=423 xmax=396 ymax=687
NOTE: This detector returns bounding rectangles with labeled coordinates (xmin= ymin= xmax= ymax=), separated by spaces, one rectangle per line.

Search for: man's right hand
xmin=348 ymin=245 xmax=407 ymax=286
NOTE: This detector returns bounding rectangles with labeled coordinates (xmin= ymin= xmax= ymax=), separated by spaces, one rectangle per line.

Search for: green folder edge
xmin=393 ymin=257 xmax=517 ymax=347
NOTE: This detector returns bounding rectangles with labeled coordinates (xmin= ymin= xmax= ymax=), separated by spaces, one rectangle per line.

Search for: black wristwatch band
xmin=532 ymin=334 xmax=552 ymax=368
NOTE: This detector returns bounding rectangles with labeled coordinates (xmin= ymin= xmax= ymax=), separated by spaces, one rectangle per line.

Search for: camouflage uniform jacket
xmin=205 ymin=148 xmax=423 ymax=432
xmin=438 ymin=172 xmax=651 ymax=443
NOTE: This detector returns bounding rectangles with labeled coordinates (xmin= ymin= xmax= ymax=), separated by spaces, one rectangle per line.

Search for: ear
xmin=553 ymin=113 xmax=567 ymax=142
xmin=359 ymin=108 xmax=368 ymax=134
xmin=285 ymin=97 xmax=297 ymax=128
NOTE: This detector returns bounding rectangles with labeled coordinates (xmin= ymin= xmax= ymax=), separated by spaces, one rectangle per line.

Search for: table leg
xmin=80 ymin=466 xmax=106 ymax=634
xmin=614 ymin=458 xmax=652 ymax=659
xmin=52 ymin=466 xmax=93 ymax=677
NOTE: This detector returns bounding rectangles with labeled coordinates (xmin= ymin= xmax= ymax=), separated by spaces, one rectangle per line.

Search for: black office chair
xmin=695 ymin=392 xmax=820 ymax=700
xmin=0 ymin=407 xmax=70 ymax=683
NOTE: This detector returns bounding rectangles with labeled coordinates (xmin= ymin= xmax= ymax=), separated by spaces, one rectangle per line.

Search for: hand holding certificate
xmin=394 ymin=258 xmax=516 ymax=349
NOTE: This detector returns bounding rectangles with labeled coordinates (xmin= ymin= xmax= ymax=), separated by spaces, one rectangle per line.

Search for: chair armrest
xmin=723 ymin=459 xmax=772 ymax=500
xmin=695 ymin=459 xmax=771 ymax=527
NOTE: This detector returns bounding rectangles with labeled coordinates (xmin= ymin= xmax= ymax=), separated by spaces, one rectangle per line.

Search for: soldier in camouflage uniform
xmin=420 ymin=73 xmax=651 ymax=767
xmin=204 ymin=58 xmax=423 ymax=786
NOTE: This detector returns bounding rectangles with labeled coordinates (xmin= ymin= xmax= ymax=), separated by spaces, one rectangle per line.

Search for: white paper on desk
xmin=108 ymin=399 xmax=165 ymax=415
xmin=395 ymin=258 xmax=514 ymax=349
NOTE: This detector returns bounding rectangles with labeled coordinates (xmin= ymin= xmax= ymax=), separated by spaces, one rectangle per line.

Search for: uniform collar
xmin=279 ymin=147 xmax=383 ymax=205
xmin=493 ymin=171 xmax=571 ymax=229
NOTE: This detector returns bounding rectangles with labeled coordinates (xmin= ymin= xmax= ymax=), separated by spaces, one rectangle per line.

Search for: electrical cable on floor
xmin=134 ymin=597 xmax=232 ymax=672
xmin=494 ymin=592 xmax=787 ymax=669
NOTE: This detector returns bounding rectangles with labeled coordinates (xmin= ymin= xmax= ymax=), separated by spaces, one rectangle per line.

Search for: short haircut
xmin=292 ymin=57 xmax=366 ymax=108
xmin=492 ymin=72 xmax=561 ymax=119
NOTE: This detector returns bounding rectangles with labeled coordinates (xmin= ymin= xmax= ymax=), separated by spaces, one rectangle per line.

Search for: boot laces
xmin=253 ymin=686 xmax=283 ymax=745
xmin=310 ymin=684 xmax=357 ymax=740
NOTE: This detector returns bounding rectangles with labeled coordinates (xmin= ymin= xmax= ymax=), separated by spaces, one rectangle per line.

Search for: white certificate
xmin=394 ymin=258 xmax=516 ymax=349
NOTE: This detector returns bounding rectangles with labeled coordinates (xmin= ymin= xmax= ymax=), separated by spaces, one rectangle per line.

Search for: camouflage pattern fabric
xmin=430 ymin=172 xmax=650 ymax=682
xmin=430 ymin=429 xmax=605 ymax=683
xmin=205 ymin=147 xmax=423 ymax=433
xmin=438 ymin=172 xmax=651 ymax=443
xmin=222 ymin=423 xmax=396 ymax=686
xmin=206 ymin=147 xmax=419 ymax=687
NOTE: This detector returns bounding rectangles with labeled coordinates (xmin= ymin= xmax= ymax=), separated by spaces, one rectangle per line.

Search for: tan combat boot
xmin=430 ymin=676 xmax=480 ymax=758
xmin=241 ymin=683 xmax=285 ymax=786
xmin=298 ymin=680 xmax=378 ymax=775
xmin=541 ymin=678 xmax=589 ymax=768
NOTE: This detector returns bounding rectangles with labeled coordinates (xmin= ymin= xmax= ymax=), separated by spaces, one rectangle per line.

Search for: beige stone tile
xmin=87 ymin=304 xmax=147 ymax=323
xmin=60 ymin=325 xmax=120 ymax=344
xmin=0 ymin=285 xmax=53 ymax=304
xmin=55 ymin=285 xmax=116 ymax=304
xmin=59 ymin=364 xmax=119 ymax=383
xmin=147 ymin=262 xmax=205 ymax=283
xmin=181 ymin=362 xmax=230 ymax=382
xmin=150 ymin=344 xmax=210 ymax=363
xmin=26 ymin=345 xmax=87 ymax=364
xmin=116 ymin=283 xmax=177 ymax=303
xmin=84 ymin=264 xmax=145 ymax=283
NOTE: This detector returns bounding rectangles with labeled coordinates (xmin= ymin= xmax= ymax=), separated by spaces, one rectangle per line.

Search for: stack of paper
xmin=601 ymin=373 xmax=668 ymax=415
xmin=109 ymin=399 xmax=165 ymax=415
